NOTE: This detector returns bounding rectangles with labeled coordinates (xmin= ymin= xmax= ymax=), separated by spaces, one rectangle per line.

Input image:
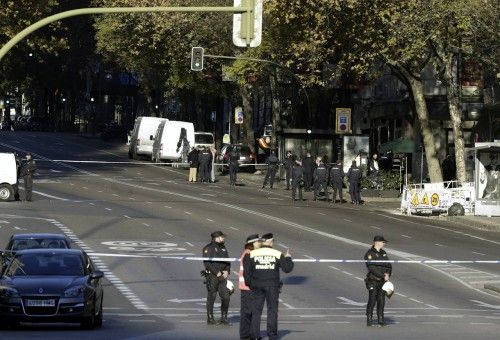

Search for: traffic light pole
xmin=0 ymin=5 xmax=254 ymax=62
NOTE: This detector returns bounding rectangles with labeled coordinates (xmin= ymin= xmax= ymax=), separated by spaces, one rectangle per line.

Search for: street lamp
xmin=90 ymin=97 xmax=94 ymax=102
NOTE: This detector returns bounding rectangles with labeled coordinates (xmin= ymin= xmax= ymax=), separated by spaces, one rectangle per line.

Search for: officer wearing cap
xmin=243 ymin=233 xmax=294 ymax=340
xmin=202 ymin=231 xmax=231 ymax=325
xmin=364 ymin=235 xmax=392 ymax=327
xmin=239 ymin=234 xmax=262 ymax=340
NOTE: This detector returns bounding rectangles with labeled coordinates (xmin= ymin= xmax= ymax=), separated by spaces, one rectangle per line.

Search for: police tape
xmin=34 ymin=159 xmax=269 ymax=167
xmin=160 ymin=256 xmax=500 ymax=264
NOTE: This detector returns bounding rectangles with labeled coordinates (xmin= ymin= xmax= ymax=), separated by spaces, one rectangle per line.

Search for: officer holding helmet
xmin=364 ymin=235 xmax=392 ymax=327
xmin=202 ymin=231 xmax=231 ymax=325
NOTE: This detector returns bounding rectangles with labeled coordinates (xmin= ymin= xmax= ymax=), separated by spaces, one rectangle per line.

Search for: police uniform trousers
xmin=229 ymin=163 xmax=238 ymax=186
xmin=200 ymin=163 xmax=210 ymax=182
xmin=24 ymin=175 xmax=33 ymax=201
xmin=366 ymin=279 xmax=385 ymax=318
xmin=349 ymin=181 xmax=361 ymax=202
xmin=240 ymin=290 xmax=253 ymax=339
xmin=263 ymin=166 xmax=277 ymax=188
xmin=251 ymin=286 xmax=280 ymax=340
xmin=303 ymin=171 xmax=312 ymax=191
xmin=206 ymin=274 xmax=230 ymax=315
xmin=285 ymin=168 xmax=292 ymax=189
xmin=332 ymin=184 xmax=343 ymax=203
xmin=292 ymin=181 xmax=302 ymax=201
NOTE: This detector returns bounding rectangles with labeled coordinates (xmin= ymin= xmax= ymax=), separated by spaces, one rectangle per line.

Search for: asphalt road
xmin=0 ymin=131 xmax=499 ymax=340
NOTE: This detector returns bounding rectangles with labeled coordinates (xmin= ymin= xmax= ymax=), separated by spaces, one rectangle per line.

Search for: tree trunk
xmin=269 ymin=74 xmax=281 ymax=150
xmin=444 ymin=55 xmax=466 ymax=183
xmin=240 ymin=85 xmax=255 ymax=149
xmin=408 ymin=76 xmax=443 ymax=183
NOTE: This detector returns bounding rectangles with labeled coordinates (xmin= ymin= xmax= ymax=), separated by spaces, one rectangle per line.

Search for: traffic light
xmin=191 ymin=47 xmax=204 ymax=71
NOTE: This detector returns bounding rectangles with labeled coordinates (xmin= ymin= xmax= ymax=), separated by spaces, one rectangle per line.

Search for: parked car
xmin=218 ymin=144 xmax=256 ymax=173
xmin=128 ymin=116 xmax=167 ymax=159
xmin=194 ymin=132 xmax=215 ymax=150
xmin=152 ymin=120 xmax=195 ymax=162
xmin=0 ymin=249 xmax=104 ymax=329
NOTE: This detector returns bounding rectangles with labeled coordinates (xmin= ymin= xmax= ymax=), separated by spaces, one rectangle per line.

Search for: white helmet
xmin=382 ymin=281 xmax=394 ymax=298
xmin=226 ymin=280 xmax=235 ymax=295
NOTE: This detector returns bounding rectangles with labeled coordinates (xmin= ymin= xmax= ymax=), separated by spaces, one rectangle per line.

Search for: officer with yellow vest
xmin=243 ymin=233 xmax=294 ymax=340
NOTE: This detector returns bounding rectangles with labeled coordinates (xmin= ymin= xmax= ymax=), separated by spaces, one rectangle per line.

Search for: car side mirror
xmin=150 ymin=135 xmax=154 ymax=141
xmin=90 ymin=270 xmax=104 ymax=280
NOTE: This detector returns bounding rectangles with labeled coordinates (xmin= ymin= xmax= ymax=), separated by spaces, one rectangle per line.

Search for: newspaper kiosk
xmin=474 ymin=142 xmax=500 ymax=216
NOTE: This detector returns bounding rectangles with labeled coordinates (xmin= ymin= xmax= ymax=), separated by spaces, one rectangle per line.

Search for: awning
xmin=378 ymin=138 xmax=416 ymax=154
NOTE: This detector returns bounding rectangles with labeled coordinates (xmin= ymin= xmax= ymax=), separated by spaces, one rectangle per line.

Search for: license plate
xmin=240 ymin=157 xmax=246 ymax=160
xmin=26 ymin=299 xmax=55 ymax=307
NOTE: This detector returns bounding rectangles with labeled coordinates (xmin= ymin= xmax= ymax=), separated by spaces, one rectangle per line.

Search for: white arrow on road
xmin=337 ymin=297 xmax=366 ymax=307
xmin=168 ymin=298 xmax=207 ymax=304
xmin=470 ymin=300 xmax=500 ymax=310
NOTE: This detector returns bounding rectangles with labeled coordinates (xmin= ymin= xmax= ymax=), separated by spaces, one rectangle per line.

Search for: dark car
xmin=5 ymin=234 xmax=71 ymax=251
xmin=0 ymin=249 xmax=104 ymax=329
xmin=218 ymin=144 xmax=256 ymax=173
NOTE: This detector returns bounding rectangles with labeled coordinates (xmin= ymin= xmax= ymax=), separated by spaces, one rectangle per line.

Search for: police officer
xmin=243 ymin=233 xmax=294 ymax=340
xmin=313 ymin=158 xmax=329 ymax=201
xmin=347 ymin=160 xmax=362 ymax=204
xmin=262 ymin=150 xmax=279 ymax=189
xmin=291 ymin=156 xmax=304 ymax=202
xmin=202 ymin=231 xmax=231 ymax=325
xmin=364 ymin=235 xmax=392 ymax=327
xmin=284 ymin=151 xmax=294 ymax=190
xmin=330 ymin=161 xmax=345 ymax=204
xmin=13 ymin=152 xmax=21 ymax=201
xmin=239 ymin=234 xmax=262 ymax=339
xmin=198 ymin=147 xmax=212 ymax=183
xmin=302 ymin=152 xmax=315 ymax=191
xmin=20 ymin=153 xmax=37 ymax=202
xmin=229 ymin=146 xmax=240 ymax=187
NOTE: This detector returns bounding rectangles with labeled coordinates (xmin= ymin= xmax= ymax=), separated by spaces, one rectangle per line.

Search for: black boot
xmin=366 ymin=314 xmax=373 ymax=327
xmin=218 ymin=312 xmax=231 ymax=325
xmin=207 ymin=312 xmax=216 ymax=325
xmin=377 ymin=314 xmax=387 ymax=327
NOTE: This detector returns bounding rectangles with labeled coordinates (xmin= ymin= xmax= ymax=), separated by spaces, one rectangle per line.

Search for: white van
xmin=152 ymin=120 xmax=195 ymax=162
xmin=194 ymin=132 xmax=215 ymax=149
xmin=0 ymin=153 xmax=18 ymax=201
xmin=128 ymin=116 xmax=167 ymax=159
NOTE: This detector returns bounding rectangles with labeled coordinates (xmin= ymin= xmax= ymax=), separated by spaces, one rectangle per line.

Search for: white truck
xmin=128 ymin=117 xmax=167 ymax=159
xmin=0 ymin=152 xmax=18 ymax=201
xmin=151 ymin=120 xmax=195 ymax=162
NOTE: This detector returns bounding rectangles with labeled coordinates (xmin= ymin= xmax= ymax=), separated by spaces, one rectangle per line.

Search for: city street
xmin=0 ymin=131 xmax=499 ymax=339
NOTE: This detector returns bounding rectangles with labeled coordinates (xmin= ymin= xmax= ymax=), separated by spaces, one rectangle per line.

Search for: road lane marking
xmin=206 ymin=218 xmax=214 ymax=222
xmin=164 ymin=205 xmax=172 ymax=209
xmin=105 ymin=208 xmax=112 ymax=211
xmin=369 ymin=226 xmax=381 ymax=230
xmin=185 ymin=242 xmax=194 ymax=247
xmin=124 ymin=215 xmax=131 ymax=219
xmin=343 ymin=219 xmax=352 ymax=222
xmin=472 ymin=251 xmax=486 ymax=256
xmin=142 ymin=223 xmax=150 ymax=227
xmin=184 ymin=211 xmax=192 ymax=215
xmin=229 ymin=226 xmax=239 ymax=231
xmin=401 ymin=234 xmax=412 ymax=239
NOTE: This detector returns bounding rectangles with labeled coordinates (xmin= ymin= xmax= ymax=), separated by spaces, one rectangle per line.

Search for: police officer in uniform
xmin=347 ymin=160 xmax=362 ymax=204
xmin=330 ymin=161 xmax=345 ymax=203
xmin=364 ymin=235 xmax=392 ymax=327
xmin=13 ymin=152 xmax=21 ymax=201
xmin=313 ymin=159 xmax=329 ymax=201
xmin=302 ymin=152 xmax=315 ymax=191
xmin=243 ymin=233 xmax=294 ymax=340
xmin=239 ymin=234 xmax=262 ymax=339
xmin=291 ymin=156 xmax=304 ymax=202
xmin=202 ymin=231 xmax=231 ymax=325
xmin=284 ymin=151 xmax=293 ymax=190
xmin=229 ymin=146 xmax=240 ymax=187
xmin=20 ymin=153 xmax=37 ymax=202
xmin=198 ymin=148 xmax=212 ymax=183
xmin=262 ymin=150 xmax=279 ymax=189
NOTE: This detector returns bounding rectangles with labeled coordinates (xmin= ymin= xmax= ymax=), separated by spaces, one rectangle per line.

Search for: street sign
xmin=223 ymin=134 xmax=230 ymax=144
xmin=335 ymin=108 xmax=351 ymax=134
xmin=233 ymin=0 xmax=263 ymax=47
xmin=211 ymin=111 xmax=217 ymax=123
xmin=234 ymin=106 xmax=244 ymax=124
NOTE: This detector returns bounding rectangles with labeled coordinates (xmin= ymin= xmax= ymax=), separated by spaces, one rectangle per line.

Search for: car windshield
xmin=195 ymin=134 xmax=213 ymax=144
xmin=11 ymin=238 xmax=68 ymax=251
xmin=5 ymin=253 xmax=84 ymax=277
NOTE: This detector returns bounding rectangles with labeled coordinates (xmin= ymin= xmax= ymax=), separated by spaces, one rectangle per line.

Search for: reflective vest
xmin=239 ymin=249 xmax=250 ymax=291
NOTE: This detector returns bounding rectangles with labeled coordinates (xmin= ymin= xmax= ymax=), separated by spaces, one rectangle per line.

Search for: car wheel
xmin=0 ymin=184 xmax=14 ymax=202
xmin=94 ymin=299 xmax=103 ymax=328
xmin=80 ymin=306 xmax=96 ymax=329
